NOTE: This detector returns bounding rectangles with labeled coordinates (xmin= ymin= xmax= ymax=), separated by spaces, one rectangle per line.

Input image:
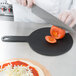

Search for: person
xmin=7 ymin=0 xmax=76 ymax=27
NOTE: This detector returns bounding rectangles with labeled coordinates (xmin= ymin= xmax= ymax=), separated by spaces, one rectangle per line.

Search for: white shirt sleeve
xmin=7 ymin=0 xmax=17 ymax=4
xmin=71 ymin=0 xmax=76 ymax=9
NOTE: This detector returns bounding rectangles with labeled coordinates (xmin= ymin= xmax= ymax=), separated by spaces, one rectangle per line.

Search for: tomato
xmin=45 ymin=36 xmax=57 ymax=43
xmin=11 ymin=61 xmax=28 ymax=67
xmin=29 ymin=66 xmax=39 ymax=76
xmin=2 ymin=63 xmax=10 ymax=69
xmin=50 ymin=25 xmax=65 ymax=39
xmin=0 ymin=65 xmax=1 ymax=69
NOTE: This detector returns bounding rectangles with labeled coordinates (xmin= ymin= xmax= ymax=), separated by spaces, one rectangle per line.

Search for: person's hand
xmin=59 ymin=9 xmax=76 ymax=27
xmin=16 ymin=0 xmax=34 ymax=7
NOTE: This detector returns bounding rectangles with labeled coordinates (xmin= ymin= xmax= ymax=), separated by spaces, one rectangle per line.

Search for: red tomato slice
xmin=45 ymin=36 xmax=57 ymax=43
xmin=50 ymin=25 xmax=65 ymax=39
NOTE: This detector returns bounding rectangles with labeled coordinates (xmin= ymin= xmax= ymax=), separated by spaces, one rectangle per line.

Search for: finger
xmin=27 ymin=0 xmax=33 ymax=7
xmin=58 ymin=12 xmax=68 ymax=20
xmin=69 ymin=19 xmax=76 ymax=27
xmin=17 ymin=0 xmax=22 ymax=5
xmin=22 ymin=0 xmax=27 ymax=6
xmin=65 ymin=15 xmax=73 ymax=24
xmin=58 ymin=13 xmax=63 ymax=20
xmin=16 ymin=0 xmax=19 ymax=3
xmin=60 ymin=12 xmax=70 ymax=22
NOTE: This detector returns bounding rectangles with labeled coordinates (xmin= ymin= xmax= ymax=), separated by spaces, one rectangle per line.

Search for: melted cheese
xmin=4 ymin=65 xmax=33 ymax=76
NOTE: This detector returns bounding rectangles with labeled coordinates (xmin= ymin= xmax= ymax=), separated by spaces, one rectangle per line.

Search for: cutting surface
xmin=28 ymin=28 xmax=73 ymax=56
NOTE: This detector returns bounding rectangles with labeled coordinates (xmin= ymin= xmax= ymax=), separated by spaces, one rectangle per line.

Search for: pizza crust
xmin=0 ymin=58 xmax=51 ymax=76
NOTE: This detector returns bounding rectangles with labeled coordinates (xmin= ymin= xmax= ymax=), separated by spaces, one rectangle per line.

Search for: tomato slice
xmin=45 ymin=36 xmax=57 ymax=43
xmin=50 ymin=25 xmax=65 ymax=39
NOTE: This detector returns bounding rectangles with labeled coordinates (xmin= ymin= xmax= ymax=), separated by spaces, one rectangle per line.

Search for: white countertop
xmin=0 ymin=21 xmax=76 ymax=76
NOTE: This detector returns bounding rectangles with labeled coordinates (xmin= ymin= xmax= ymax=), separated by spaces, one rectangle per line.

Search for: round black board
xmin=29 ymin=28 xmax=73 ymax=56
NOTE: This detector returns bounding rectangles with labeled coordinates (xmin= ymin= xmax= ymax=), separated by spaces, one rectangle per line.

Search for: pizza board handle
xmin=2 ymin=36 xmax=29 ymax=42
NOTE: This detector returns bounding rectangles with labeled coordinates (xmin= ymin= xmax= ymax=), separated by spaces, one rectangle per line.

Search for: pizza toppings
xmin=11 ymin=61 xmax=28 ymax=67
xmin=30 ymin=66 xmax=39 ymax=76
xmin=4 ymin=65 xmax=33 ymax=76
xmin=0 ymin=61 xmax=39 ymax=76
xmin=0 ymin=65 xmax=1 ymax=69
xmin=2 ymin=63 xmax=10 ymax=69
xmin=45 ymin=25 xmax=66 ymax=44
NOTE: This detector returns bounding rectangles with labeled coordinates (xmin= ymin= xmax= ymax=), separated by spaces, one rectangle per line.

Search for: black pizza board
xmin=2 ymin=27 xmax=73 ymax=56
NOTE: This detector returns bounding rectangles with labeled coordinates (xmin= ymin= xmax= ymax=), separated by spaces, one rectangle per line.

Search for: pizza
xmin=0 ymin=58 xmax=51 ymax=76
